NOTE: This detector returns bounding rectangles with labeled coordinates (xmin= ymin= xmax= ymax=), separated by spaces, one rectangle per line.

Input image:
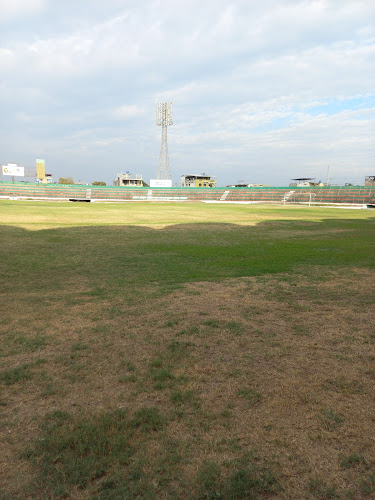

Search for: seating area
xmin=288 ymin=186 xmax=375 ymax=205
xmin=1 ymin=182 xmax=375 ymax=205
xmin=224 ymin=188 xmax=291 ymax=203
xmin=0 ymin=183 xmax=88 ymax=199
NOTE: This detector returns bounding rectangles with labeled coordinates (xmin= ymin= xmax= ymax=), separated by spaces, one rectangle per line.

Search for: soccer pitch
xmin=1 ymin=200 xmax=374 ymax=499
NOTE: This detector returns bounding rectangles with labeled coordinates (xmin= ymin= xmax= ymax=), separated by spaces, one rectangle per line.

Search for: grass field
xmin=0 ymin=200 xmax=374 ymax=499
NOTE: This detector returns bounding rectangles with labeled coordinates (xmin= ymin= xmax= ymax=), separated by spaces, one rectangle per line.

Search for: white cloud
xmin=15 ymin=112 xmax=32 ymax=122
xmin=0 ymin=0 xmax=43 ymax=20
xmin=113 ymin=105 xmax=145 ymax=118
xmin=91 ymin=137 xmax=125 ymax=148
xmin=0 ymin=48 xmax=14 ymax=71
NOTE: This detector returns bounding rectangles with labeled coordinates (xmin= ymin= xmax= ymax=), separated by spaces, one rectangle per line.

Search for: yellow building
xmin=181 ymin=174 xmax=216 ymax=187
xmin=36 ymin=159 xmax=53 ymax=183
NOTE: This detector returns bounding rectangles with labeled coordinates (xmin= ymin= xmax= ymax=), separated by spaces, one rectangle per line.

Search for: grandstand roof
xmin=291 ymin=178 xmax=315 ymax=181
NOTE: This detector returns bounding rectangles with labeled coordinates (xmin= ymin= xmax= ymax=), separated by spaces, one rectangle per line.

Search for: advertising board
xmin=2 ymin=164 xmax=24 ymax=176
xmin=150 ymin=179 xmax=173 ymax=187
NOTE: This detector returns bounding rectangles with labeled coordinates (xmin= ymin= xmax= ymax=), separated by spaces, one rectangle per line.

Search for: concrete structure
xmin=181 ymin=174 xmax=216 ymax=187
xmin=113 ymin=172 xmax=148 ymax=187
xmin=365 ymin=176 xmax=375 ymax=186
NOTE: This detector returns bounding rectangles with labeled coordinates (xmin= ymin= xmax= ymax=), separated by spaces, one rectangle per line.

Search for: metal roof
xmin=291 ymin=177 xmax=316 ymax=181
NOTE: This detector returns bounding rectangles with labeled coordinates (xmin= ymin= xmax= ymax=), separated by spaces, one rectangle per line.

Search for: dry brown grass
xmin=1 ymin=266 xmax=374 ymax=498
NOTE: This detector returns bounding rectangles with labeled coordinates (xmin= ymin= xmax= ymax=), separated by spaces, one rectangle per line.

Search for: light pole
xmin=156 ymin=102 xmax=173 ymax=180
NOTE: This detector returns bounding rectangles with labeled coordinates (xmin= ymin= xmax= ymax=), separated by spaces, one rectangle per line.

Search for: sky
xmin=1 ymin=0 xmax=374 ymax=186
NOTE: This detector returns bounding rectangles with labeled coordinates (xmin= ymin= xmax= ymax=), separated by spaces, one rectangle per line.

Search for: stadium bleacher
xmin=1 ymin=182 xmax=375 ymax=205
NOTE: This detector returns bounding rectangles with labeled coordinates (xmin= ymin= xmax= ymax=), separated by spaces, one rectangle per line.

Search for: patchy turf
xmin=0 ymin=200 xmax=374 ymax=498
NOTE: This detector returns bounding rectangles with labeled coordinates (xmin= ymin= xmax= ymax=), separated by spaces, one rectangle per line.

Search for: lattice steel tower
xmin=156 ymin=102 xmax=173 ymax=180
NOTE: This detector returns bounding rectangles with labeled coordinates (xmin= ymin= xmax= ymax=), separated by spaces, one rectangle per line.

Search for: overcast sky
xmin=1 ymin=0 xmax=374 ymax=186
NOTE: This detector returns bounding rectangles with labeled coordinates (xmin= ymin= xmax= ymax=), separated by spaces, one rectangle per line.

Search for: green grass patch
xmin=237 ymin=388 xmax=262 ymax=406
xmin=0 ymin=359 xmax=46 ymax=386
xmin=23 ymin=407 xmax=166 ymax=497
xmin=170 ymin=389 xmax=201 ymax=408
xmin=308 ymin=478 xmax=340 ymax=499
xmin=339 ymin=454 xmax=367 ymax=469
xmin=1 ymin=202 xmax=374 ymax=296
xmin=0 ymin=364 xmax=33 ymax=385
xmin=319 ymin=408 xmax=345 ymax=432
xmin=197 ymin=457 xmax=278 ymax=499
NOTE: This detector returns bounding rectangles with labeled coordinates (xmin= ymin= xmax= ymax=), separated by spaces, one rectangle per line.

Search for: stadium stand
xmin=1 ymin=182 xmax=375 ymax=205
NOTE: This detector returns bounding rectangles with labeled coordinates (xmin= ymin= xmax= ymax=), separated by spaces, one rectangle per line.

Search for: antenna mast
xmin=156 ymin=102 xmax=173 ymax=180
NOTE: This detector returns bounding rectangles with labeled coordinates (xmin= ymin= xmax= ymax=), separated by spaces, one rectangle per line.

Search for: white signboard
xmin=150 ymin=179 xmax=172 ymax=187
xmin=2 ymin=164 xmax=24 ymax=176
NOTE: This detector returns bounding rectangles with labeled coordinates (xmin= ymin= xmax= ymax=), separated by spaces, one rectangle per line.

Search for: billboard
xmin=2 ymin=164 xmax=24 ymax=176
xmin=150 ymin=179 xmax=172 ymax=187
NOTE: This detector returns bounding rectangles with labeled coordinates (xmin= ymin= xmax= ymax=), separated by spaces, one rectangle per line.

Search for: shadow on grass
xmin=0 ymin=218 xmax=374 ymax=295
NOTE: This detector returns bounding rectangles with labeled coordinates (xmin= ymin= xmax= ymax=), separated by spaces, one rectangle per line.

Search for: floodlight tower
xmin=156 ymin=102 xmax=173 ymax=180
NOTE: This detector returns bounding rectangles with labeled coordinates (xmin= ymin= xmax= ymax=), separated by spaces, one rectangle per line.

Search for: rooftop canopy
xmin=291 ymin=177 xmax=316 ymax=181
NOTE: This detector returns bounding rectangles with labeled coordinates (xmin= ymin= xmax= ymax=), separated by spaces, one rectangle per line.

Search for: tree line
xmin=58 ymin=178 xmax=106 ymax=186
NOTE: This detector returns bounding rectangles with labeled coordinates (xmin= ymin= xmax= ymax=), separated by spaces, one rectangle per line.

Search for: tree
xmin=59 ymin=177 xmax=74 ymax=184
xmin=92 ymin=181 xmax=106 ymax=186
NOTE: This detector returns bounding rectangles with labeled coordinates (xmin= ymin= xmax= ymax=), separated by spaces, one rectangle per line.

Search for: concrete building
xmin=365 ymin=176 xmax=375 ymax=186
xmin=181 ymin=174 xmax=216 ymax=187
xmin=113 ymin=172 xmax=148 ymax=187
